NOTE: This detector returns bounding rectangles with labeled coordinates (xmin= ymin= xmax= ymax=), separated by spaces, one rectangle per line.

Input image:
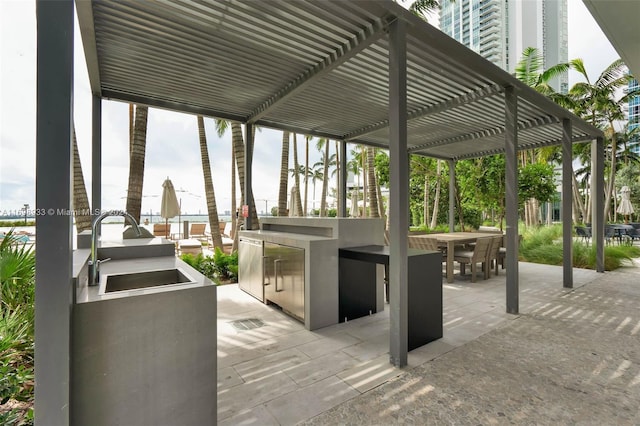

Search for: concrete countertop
xmin=76 ymin=256 xmax=214 ymax=304
xmin=239 ymin=230 xmax=336 ymax=244
xmin=74 ymin=236 xmax=212 ymax=304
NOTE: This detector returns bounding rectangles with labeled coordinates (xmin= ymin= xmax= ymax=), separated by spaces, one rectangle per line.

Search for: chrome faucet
xmin=89 ymin=210 xmax=142 ymax=286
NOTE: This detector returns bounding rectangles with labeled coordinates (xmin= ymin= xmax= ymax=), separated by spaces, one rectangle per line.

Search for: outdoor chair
xmin=626 ymin=227 xmax=640 ymax=244
xmin=189 ymin=223 xmax=207 ymax=240
xmin=454 ymin=236 xmax=492 ymax=283
xmin=209 ymin=222 xmax=234 ymax=253
xmin=486 ymin=235 xmax=503 ymax=278
xmin=153 ymin=223 xmax=171 ymax=238
xmin=408 ymin=237 xmax=446 ymax=262
xmin=497 ymin=234 xmax=523 ymax=270
xmin=575 ymin=226 xmax=591 ymax=244
xmin=604 ymin=226 xmax=616 ymax=245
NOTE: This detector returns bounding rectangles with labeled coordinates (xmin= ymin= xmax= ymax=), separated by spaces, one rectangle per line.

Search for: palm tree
xmin=366 ymin=147 xmax=379 ymax=218
xmin=335 ymin=140 xmax=340 ymax=213
xmin=514 ymin=47 xmax=573 ymax=226
xmin=430 ymin=159 xmax=443 ymax=229
xmin=304 ymin=135 xmax=311 ymax=216
xmin=125 ymin=105 xmax=148 ymax=223
xmin=402 ymin=0 xmax=441 ymax=21
xmin=197 ymin=116 xmax=223 ymax=249
xmin=72 ymin=124 xmax=91 ymax=232
xmin=214 ymin=119 xmax=237 ymax=238
xmin=309 ymin=166 xmax=324 ymax=214
xmin=230 ymin=122 xmax=260 ymax=229
xmin=278 ymin=131 xmax=290 ymax=216
xmin=291 ymin=133 xmax=304 ymax=216
xmin=569 ymin=58 xmax=635 ymax=219
xmin=348 ymin=150 xmax=362 ymax=216
xmin=314 ymin=138 xmax=331 ymax=216
xmin=515 ymin=47 xmax=571 ymax=96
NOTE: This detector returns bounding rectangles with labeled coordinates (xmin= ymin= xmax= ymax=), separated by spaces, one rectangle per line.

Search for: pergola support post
xmin=339 ymin=140 xmax=348 ymax=217
xmin=592 ymin=137 xmax=605 ymax=272
xmin=35 ymin=1 xmax=74 ymax=423
xmin=562 ymin=119 xmax=573 ymax=288
xmin=504 ymin=86 xmax=519 ymax=314
xmin=92 ymin=95 xmax=102 ymax=219
xmin=245 ymin=124 xmax=254 ymax=230
xmin=448 ymin=159 xmax=455 ymax=232
xmin=388 ymin=18 xmax=409 ymax=367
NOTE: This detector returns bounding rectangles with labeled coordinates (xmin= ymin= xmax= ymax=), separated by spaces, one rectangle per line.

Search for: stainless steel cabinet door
xmin=264 ymin=243 xmax=304 ymax=321
xmin=238 ymin=238 xmax=264 ymax=302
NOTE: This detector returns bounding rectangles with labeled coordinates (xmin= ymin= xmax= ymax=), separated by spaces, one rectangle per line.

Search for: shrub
xmin=0 ymin=230 xmax=35 ymax=424
xmin=180 ymin=248 xmax=238 ymax=284
xmin=519 ymin=224 xmax=640 ymax=270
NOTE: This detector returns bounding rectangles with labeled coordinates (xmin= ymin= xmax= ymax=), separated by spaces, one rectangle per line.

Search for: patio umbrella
xmin=288 ymin=185 xmax=299 ymax=217
xmin=350 ymin=190 xmax=359 ymax=217
xmin=617 ymin=186 xmax=635 ymax=223
xmin=161 ymin=177 xmax=181 ymax=238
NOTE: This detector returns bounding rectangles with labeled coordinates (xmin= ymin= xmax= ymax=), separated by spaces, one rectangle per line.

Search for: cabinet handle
xmin=263 ymin=256 xmax=270 ymax=286
xmin=274 ymin=259 xmax=283 ymax=292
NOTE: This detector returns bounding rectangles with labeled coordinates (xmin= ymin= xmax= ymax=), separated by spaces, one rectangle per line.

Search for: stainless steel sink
xmin=103 ymin=268 xmax=195 ymax=293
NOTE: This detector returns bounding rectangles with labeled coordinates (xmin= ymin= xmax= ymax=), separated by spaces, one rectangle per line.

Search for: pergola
xmin=36 ymin=1 xmax=604 ymax=422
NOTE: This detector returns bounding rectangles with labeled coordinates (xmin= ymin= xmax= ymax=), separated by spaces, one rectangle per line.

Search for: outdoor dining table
xmin=409 ymin=232 xmax=497 ymax=283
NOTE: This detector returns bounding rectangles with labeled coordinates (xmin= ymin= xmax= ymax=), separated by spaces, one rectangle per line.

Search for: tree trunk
xmin=366 ymin=147 xmax=379 ymax=218
xmin=361 ymin=146 xmax=367 ymax=217
xmin=571 ymin=173 xmax=586 ymax=223
xmin=128 ymin=104 xmax=134 ymax=154
xmin=304 ymin=136 xmax=309 ymax=216
xmin=231 ymin=122 xmax=259 ymax=229
xmin=125 ymin=105 xmax=148 ymax=223
xmin=320 ymin=140 xmax=329 ymax=216
xmin=292 ymin=133 xmax=304 ymax=216
xmin=72 ymin=125 xmax=92 ymax=232
xmin=430 ymin=160 xmax=442 ymax=229
xmin=376 ymin=178 xmax=386 ymax=221
xmin=604 ymin=136 xmax=617 ymax=221
xmin=335 ymin=140 xmax=340 ymax=215
xmin=231 ymin=142 xmax=237 ymax=241
xmin=423 ymin=176 xmax=429 ymax=227
xmin=197 ymin=116 xmax=223 ymax=249
xmin=278 ymin=131 xmax=290 ymax=216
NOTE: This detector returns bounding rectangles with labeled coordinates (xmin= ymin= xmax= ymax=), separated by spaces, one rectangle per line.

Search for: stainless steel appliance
xmin=264 ymin=242 xmax=305 ymax=321
xmin=238 ymin=237 xmax=264 ymax=302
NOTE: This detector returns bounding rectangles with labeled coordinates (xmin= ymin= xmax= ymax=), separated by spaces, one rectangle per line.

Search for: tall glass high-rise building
xmin=440 ymin=0 xmax=569 ymax=93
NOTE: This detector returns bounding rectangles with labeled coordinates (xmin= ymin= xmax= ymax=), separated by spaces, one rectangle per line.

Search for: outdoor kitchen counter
xmin=239 ymin=229 xmax=340 ymax=330
xmin=239 ymin=229 xmax=335 ymax=245
xmin=74 ymin=255 xmax=214 ymax=304
xmin=71 ymin=240 xmax=217 ymax=424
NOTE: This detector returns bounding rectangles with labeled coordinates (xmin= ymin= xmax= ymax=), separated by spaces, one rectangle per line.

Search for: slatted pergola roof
xmin=76 ymin=0 xmax=603 ymax=159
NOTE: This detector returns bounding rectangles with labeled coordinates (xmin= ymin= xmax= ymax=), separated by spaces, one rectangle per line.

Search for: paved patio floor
xmin=217 ymin=260 xmax=640 ymax=425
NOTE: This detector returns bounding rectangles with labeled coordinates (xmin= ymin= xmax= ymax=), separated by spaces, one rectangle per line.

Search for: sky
xmin=0 ymin=0 xmax=622 ymax=217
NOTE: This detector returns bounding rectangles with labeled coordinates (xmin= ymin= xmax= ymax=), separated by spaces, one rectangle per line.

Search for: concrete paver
xmin=218 ymin=260 xmax=640 ymax=425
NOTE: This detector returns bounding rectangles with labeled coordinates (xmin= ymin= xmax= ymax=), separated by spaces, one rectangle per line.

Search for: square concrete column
xmin=92 ymin=95 xmax=102 ymax=219
xmin=35 ymin=1 xmax=74 ymax=424
xmin=504 ymin=86 xmax=519 ymax=314
xmin=388 ymin=18 xmax=409 ymax=367
xmin=562 ymin=119 xmax=573 ymax=288
xmin=591 ymin=137 xmax=605 ymax=272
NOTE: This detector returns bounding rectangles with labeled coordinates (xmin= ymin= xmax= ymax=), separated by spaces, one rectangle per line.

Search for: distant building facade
xmin=440 ymin=0 xmax=568 ymax=93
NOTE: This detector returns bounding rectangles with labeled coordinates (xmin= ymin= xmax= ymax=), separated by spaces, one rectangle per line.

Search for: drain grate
xmin=230 ymin=318 xmax=265 ymax=331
